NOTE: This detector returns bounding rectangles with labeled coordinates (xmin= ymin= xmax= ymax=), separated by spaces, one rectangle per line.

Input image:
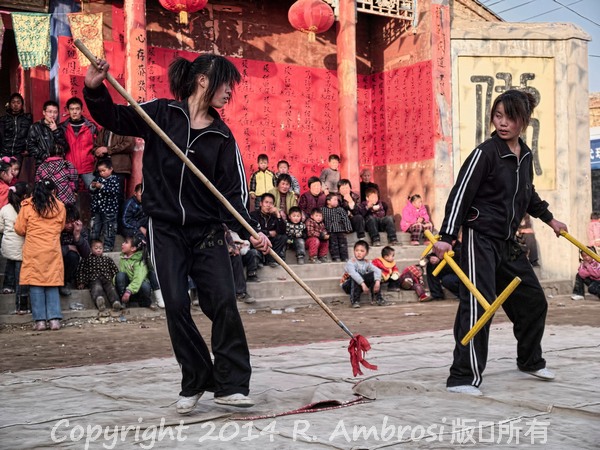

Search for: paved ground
xmin=0 ymin=295 xmax=598 ymax=449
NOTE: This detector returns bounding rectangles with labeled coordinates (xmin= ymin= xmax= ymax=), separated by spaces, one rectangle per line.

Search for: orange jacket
xmin=14 ymin=197 xmax=66 ymax=286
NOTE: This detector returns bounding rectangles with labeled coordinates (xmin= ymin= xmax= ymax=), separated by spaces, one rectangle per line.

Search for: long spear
xmin=74 ymin=39 xmax=376 ymax=377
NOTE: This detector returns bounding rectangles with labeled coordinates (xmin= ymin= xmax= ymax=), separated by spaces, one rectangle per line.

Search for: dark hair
xmin=125 ymin=232 xmax=146 ymax=251
xmin=8 ymin=182 xmax=32 ymax=213
xmin=354 ymin=239 xmax=369 ymax=251
xmin=43 ymin=100 xmax=59 ymax=110
xmin=260 ymin=192 xmax=275 ymax=203
xmin=257 ymin=153 xmax=269 ymax=162
xmin=66 ymin=97 xmax=83 ymax=109
xmin=325 ymin=193 xmax=337 ymax=202
xmin=277 ymin=160 xmax=289 ymax=168
xmin=580 ymin=246 xmax=597 ymax=262
xmin=328 ymin=154 xmax=340 ymax=162
xmin=168 ymin=54 xmax=241 ymax=103
xmin=338 ymin=178 xmax=352 ymax=189
xmin=32 ymin=179 xmax=59 ymax=218
xmin=310 ymin=208 xmax=322 ymax=216
xmin=307 ymin=176 xmax=321 ymax=188
xmin=288 ymin=206 xmax=301 ymax=216
xmin=48 ymin=143 xmax=64 ymax=157
xmin=381 ymin=246 xmax=395 ymax=258
xmin=491 ymin=89 xmax=537 ymax=133
xmin=591 ymin=211 xmax=600 ymax=220
xmin=134 ymin=183 xmax=143 ymax=192
xmin=276 ymin=173 xmax=292 ymax=187
xmin=96 ymin=158 xmax=113 ymax=170
xmin=408 ymin=194 xmax=421 ymax=202
xmin=90 ymin=239 xmax=104 ymax=247
xmin=65 ymin=203 xmax=81 ymax=222
xmin=9 ymin=93 xmax=24 ymax=103
xmin=365 ymin=187 xmax=379 ymax=198
xmin=0 ymin=158 xmax=13 ymax=175
xmin=6 ymin=93 xmax=24 ymax=113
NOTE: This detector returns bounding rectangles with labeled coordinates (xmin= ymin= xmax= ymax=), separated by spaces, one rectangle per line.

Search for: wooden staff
xmin=74 ymin=39 xmax=376 ymax=376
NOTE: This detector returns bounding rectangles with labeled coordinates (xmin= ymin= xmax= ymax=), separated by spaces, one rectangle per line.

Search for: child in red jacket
xmin=372 ymin=246 xmax=401 ymax=292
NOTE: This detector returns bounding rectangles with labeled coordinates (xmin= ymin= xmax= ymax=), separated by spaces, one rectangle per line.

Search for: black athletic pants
xmin=447 ymin=228 xmax=548 ymax=388
xmin=148 ymin=218 xmax=251 ymax=398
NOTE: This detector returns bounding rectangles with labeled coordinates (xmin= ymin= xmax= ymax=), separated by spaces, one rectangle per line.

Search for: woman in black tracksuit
xmin=434 ymin=89 xmax=567 ymax=396
xmin=83 ymin=55 xmax=270 ymax=413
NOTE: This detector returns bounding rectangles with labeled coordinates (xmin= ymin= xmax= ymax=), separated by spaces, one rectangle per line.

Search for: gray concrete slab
xmin=1 ymin=324 xmax=598 ymax=449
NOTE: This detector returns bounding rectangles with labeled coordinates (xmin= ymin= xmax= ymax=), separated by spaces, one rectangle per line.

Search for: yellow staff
xmin=422 ymin=230 xmax=521 ymax=345
xmin=560 ymin=231 xmax=600 ymax=263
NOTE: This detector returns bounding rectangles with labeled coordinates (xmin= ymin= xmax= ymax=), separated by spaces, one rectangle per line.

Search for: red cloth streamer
xmin=348 ymin=335 xmax=377 ymax=376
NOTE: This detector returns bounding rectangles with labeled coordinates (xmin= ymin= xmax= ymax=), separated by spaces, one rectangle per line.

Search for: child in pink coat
xmin=400 ymin=194 xmax=433 ymax=245
xmin=571 ymin=247 xmax=600 ymax=300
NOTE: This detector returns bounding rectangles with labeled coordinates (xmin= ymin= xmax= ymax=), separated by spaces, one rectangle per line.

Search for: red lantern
xmin=159 ymin=0 xmax=208 ymax=25
xmin=288 ymin=0 xmax=335 ymax=43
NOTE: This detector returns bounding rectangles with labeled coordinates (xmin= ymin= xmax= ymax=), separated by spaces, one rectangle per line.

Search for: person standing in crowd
xmin=27 ymin=100 xmax=68 ymax=170
xmin=35 ymin=145 xmax=78 ymax=207
xmin=84 ymin=54 xmax=270 ymax=414
xmin=61 ymin=97 xmax=98 ymax=189
xmin=93 ymin=128 xmax=135 ymax=226
xmin=433 ymin=89 xmax=567 ymax=396
xmin=0 ymin=182 xmax=32 ymax=313
xmin=320 ymin=154 xmax=341 ymax=195
xmin=89 ymin=158 xmax=120 ymax=252
xmin=0 ymin=93 xmax=32 ymax=161
xmin=14 ymin=179 xmax=66 ymax=331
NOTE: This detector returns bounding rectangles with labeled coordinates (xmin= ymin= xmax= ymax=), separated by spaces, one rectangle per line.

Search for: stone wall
xmin=449 ymin=22 xmax=591 ymax=280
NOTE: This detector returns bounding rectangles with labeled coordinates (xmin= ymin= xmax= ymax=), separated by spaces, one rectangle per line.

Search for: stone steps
xmin=0 ymin=231 xmax=574 ymax=324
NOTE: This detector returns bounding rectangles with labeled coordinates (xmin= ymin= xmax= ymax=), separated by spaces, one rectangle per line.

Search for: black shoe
xmin=59 ymin=285 xmax=72 ymax=296
xmin=297 ymin=256 xmax=305 ymax=265
xmin=237 ymin=293 xmax=256 ymax=304
xmin=247 ymin=272 xmax=261 ymax=282
xmin=268 ymin=261 xmax=278 ymax=268
xmin=372 ymin=240 xmax=382 ymax=247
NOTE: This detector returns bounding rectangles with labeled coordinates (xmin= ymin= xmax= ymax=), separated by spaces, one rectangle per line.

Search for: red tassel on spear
xmin=73 ymin=40 xmax=377 ymax=377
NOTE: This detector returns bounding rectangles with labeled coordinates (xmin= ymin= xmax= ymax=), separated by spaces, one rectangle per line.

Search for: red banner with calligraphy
xmin=56 ymin=39 xmax=433 ymax=187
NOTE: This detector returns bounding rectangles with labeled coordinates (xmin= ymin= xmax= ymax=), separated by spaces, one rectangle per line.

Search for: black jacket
xmin=26 ymin=120 xmax=68 ymax=167
xmin=83 ymin=84 xmax=259 ymax=237
xmin=440 ymin=132 xmax=553 ymax=243
xmin=0 ymin=111 xmax=33 ymax=156
xmin=249 ymin=210 xmax=286 ymax=235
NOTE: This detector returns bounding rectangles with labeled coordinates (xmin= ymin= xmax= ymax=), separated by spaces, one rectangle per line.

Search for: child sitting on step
xmin=399 ymin=261 xmax=431 ymax=302
xmin=76 ymin=239 xmax=120 ymax=311
xmin=372 ymin=246 xmax=401 ymax=292
xmin=115 ymin=234 xmax=154 ymax=309
xmin=341 ymin=240 xmax=388 ymax=308
xmin=400 ymin=194 xmax=433 ymax=245
xmin=571 ymin=247 xmax=600 ymax=301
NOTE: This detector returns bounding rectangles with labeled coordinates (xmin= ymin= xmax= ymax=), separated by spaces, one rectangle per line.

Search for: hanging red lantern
xmin=288 ymin=0 xmax=335 ymax=43
xmin=159 ymin=0 xmax=208 ymax=25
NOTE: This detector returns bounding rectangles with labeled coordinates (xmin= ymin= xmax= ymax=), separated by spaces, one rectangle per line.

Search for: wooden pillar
xmin=336 ymin=0 xmax=360 ymax=189
xmin=124 ymin=0 xmax=147 ymax=103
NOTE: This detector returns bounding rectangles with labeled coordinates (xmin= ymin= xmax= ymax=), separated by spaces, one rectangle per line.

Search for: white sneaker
xmin=447 ymin=385 xmax=483 ymax=396
xmin=154 ymin=289 xmax=165 ymax=308
xmin=214 ymin=393 xmax=255 ymax=407
xmin=176 ymin=392 xmax=203 ymax=414
xmin=570 ymin=294 xmax=584 ymax=301
xmin=524 ymin=368 xmax=555 ymax=380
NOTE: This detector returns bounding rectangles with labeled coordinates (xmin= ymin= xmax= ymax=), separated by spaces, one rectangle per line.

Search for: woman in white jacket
xmin=0 ymin=182 xmax=32 ymax=313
